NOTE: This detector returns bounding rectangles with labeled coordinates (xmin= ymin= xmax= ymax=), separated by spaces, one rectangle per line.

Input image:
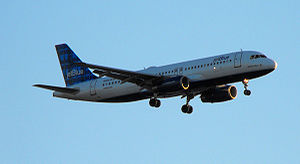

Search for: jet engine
xmin=156 ymin=76 xmax=190 ymax=93
xmin=200 ymin=85 xmax=237 ymax=103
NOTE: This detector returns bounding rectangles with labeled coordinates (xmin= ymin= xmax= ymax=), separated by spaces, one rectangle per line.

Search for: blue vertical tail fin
xmin=55 ymin=44 xmax=97 ymax=86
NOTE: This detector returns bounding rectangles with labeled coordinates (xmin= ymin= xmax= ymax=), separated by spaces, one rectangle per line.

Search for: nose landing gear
xmin=242 ymin=79 xmax=251 ymax=96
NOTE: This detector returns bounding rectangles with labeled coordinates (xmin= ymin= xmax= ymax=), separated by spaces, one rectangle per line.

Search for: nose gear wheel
xmin=242 ymin=79 xmax=251 ymax=96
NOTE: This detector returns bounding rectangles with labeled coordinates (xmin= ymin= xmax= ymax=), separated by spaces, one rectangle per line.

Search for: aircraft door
xmin=234 ymin=52 xmax=242 ymax=68
xmin=90 ymin=79 xmax=97 ymax=96
xmin=173 ymin=68 xmax=178 ymax=76
xmin=178 ymin=67 xmax=183 ymax=75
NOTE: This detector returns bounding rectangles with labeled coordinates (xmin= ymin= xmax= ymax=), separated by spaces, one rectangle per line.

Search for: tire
xmin=155 ymin=99 xmax=161 ymax=108
xmin=149 ymin=98 xmax=156 ymax=107
xmin=187 ymin=105 xmax=193 ymax=114
xmin=181 ymin=105 xmax=188 ymax=113
xmin=244 ymin=90 xmax=251 ymax=96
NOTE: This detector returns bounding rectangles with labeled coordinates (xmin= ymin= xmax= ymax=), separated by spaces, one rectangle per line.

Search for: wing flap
xmin=33 ymin=84 xmax=79 ymax=94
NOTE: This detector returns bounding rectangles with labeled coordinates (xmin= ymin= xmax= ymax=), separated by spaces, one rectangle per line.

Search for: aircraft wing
xmin=77 ymin=62 xmax=163 ymax=88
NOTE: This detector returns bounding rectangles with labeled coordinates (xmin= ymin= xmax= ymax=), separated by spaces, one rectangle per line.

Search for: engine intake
xmin=180 ymin=76 xmax=189 ymax=90
xmin=201 ymin=85 xmax=237 ymax=103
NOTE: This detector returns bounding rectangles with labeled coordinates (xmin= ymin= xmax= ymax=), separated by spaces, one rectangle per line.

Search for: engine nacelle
xmin=156 ymin=76 xmax=190 ymax=93
xmin=180 ymin=76 xmax=190 ymax=90
xmin=201 ymin=85 xmax=237 ymax=103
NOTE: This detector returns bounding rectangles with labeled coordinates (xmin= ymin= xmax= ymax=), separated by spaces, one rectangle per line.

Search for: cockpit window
xmin=250 ymin=54 xmax=267 ymax=59
xmin=260 ymin=55 xmax=267 ymax=58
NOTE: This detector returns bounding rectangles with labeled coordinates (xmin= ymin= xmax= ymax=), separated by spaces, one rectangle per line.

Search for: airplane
xmin=34 ymin=44 xmax=277 ymax=114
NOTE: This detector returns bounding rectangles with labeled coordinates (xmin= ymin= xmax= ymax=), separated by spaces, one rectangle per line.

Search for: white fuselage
xmin=53 ymin=51 xmax=277 ymax=102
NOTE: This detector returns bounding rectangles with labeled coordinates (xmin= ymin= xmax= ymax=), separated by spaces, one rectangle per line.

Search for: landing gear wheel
xmin=149 ymin=98 xmax=161 ymax=108
xmin=244 ymin=90 xmax=251 ymax=96
xmin=181 ymin=105 xmax=188 ymax=113
xmin=242 ymin=79 xmax=251 ymax=96
xmin=181 ymin=94 xmax=194 ymax=114
xmin=154 ymin=99 xmax=161 ymax=108
xmin=181 ymin=105 xmax=193 ymax=114
xmin=149 ymin=98 xmax=156 ymax=107
xmin=186 ymin=105 xmax=193 ymax=114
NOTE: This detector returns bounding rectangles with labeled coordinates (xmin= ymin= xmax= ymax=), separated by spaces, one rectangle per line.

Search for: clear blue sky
xmin=1 ymin=0 xmax=299 ymax=163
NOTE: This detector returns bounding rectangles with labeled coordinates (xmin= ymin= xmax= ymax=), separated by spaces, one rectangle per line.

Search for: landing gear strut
xmin=243 ymin=79 xmax=251 ymax=96
xmin=149 ymin=97 xmax=161 ymax=108
xmin=181 ymin=95 xmax=194 ymax=114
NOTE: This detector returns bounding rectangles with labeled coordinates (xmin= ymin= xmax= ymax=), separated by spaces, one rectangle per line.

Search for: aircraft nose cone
xmin=267 ymin=59 xmax=277 ymax=71
xmin=273 ymin=60 xmax=278 ymax=70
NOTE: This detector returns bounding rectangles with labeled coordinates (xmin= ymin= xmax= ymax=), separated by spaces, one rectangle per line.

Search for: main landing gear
xmin=243 ymin=79 xmax=251 ymax=96
xmin=149 ymin=98 xmax=161 ymax=108
xmin=149 ymin=94 xmax=195 ymax=114
xmin=181 ymin=95 xmax=194 ymax=114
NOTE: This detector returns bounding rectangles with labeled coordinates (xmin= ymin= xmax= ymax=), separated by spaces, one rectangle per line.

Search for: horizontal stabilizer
xmin=33 ymin=84 xmax=79 ymax=94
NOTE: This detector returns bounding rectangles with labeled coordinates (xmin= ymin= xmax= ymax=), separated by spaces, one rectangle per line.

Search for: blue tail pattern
xmin=55 ymin=44 xmax=97 ymax=86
